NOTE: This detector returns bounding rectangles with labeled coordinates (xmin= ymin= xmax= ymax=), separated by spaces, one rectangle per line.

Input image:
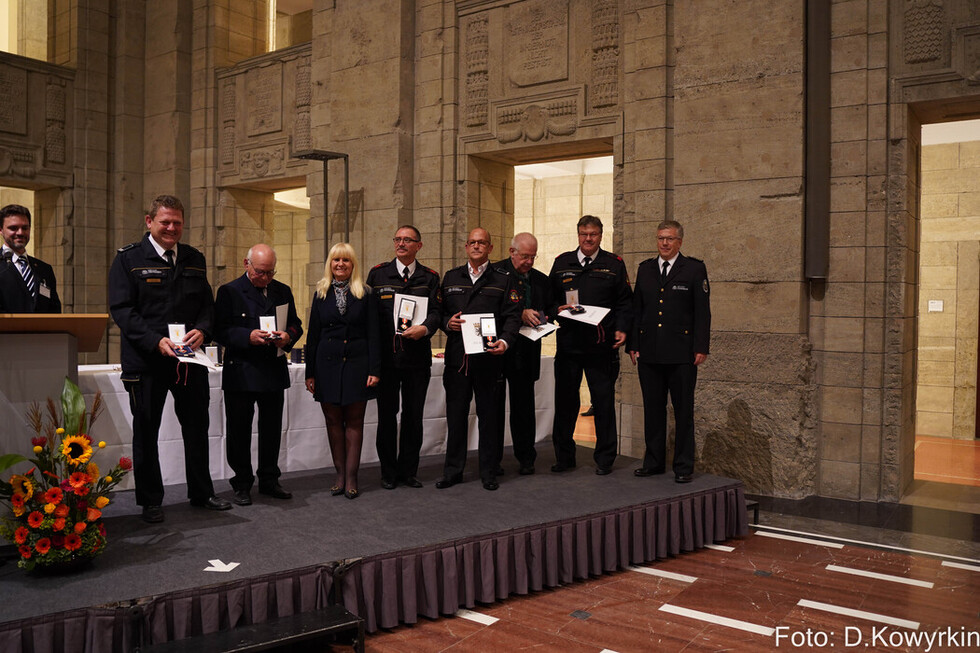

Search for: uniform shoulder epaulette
xmin=639 ymin=257 xmax=656 ymax=266
xmin=371 ymin=261 xmax=387 ymax=270
xmin=117 ymin=242 xmax=138 ymax=252
xmin=615 ymin=255 xmax=623 ymax=261
xmin=495 ymin=266 xmax=510 ymax=276
xmin=423 ymin=265 xmax=438 ymax=275
xmin=686 ymin=256 xmax=704 ymax=263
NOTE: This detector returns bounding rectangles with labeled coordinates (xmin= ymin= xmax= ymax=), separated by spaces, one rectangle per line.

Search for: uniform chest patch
xmin=509 ymin=289 xmax=519 ymax=303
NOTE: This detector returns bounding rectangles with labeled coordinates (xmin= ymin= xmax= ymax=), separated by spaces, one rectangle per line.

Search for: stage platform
xmin=0 ymin=446 xmax=748 ymax=652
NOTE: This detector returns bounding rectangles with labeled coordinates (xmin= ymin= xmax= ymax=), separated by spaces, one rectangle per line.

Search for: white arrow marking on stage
xmin=204 ymin=559 xmax=240 ymax=572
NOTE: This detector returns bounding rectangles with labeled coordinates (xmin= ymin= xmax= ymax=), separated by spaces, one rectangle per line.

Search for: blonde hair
xmin=315 ymin=242 xmax=366 ymax=300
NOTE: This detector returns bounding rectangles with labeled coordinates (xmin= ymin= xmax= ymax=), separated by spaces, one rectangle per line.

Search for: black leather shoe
xmin=518 ymin=465 xmax=535 ymax=475
xmin=550 ymin=463 xmax=575 ymax=473
xmin=634 ymin=467 xmax=665 ymax=477
xmin=435 ymin=474 xmax=462 ymax=489
xmin=675 ymin=474 xmax=693 ymax=483
xmin=192 ymin=495 xmax=232 ymax=511
xmin=595 ymin=467 xmax=612 ymax=476
xmin=141 ymin=505 xmax=164 ymax=523
xmin=233 ymin=490 xmax=252 ymax=506
xmin=381 ymin=478 xmax=397 ymax=490
xmin=401 ymin=476 xmax=423 ymax=488
xmin=482 ymin=479 xmax=499 ymax=491
xmin=259 ymin=484 xmax=292 ymax=500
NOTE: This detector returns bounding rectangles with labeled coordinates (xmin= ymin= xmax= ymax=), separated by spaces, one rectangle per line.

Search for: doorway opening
xmin=908 ymin=118 xmax=980 ymax=511
xmin=513 ymin=155 xmax=614 ymax=448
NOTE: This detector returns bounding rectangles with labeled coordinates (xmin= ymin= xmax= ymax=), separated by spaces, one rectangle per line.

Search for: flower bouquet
xmin=0 ymin=377 xmax=132 ymax=572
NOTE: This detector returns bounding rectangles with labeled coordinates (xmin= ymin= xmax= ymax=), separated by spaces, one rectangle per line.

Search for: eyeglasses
xmin=247 ymin=260 xmax=276 ymax=277
xmin=657 ymin=236 xmax=680 ymax=243
xmin=466 ymin=239 xmax=490 ymax=247
xmin=393 ymin=237 xmax=420 ymax=244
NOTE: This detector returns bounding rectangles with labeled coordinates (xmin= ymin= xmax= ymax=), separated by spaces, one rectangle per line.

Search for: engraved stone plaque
xmin=506 ymin=0 xmax=568 ymax=87
xmin=0 ymin=64 xmax=28 ymax=135
xmin=245 ymin=63 xmax=283 ymax=136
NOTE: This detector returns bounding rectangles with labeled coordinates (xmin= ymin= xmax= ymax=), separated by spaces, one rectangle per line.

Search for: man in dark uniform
xmin=108 ymin=195 xmax=231 ymax=523
xmin=366 ymin=225 xmax=440 ymax=490
xmin=214 ymin=243 xmax=303 ymax=506
xmin=548 ymin=215 xmax=632 ymax=475
xmin=629 ymin=220 xmax=710 ymax=483
xmin=495 ymin=232 xmax=551 ymax=475
xmin=437 ymin=227 xmax=521 ymax=491
xmin=0 ymin=204 xmax=61 ymax=313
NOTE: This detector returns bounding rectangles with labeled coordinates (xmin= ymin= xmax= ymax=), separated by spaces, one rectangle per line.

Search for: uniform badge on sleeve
xmin=702 ymin=279 xmax=709 ymax=294
xmin=509 ymin=289 xmax=520 ymax=303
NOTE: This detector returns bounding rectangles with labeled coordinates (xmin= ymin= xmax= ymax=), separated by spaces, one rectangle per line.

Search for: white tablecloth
xmin=74 ymin=360 xmax=555 ymax=490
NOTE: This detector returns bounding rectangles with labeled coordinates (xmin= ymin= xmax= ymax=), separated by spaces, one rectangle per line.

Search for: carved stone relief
xmin=0 ymin=64 xmax=28 ymax=135
xmin=904 ymin=0 xmax=946 ymax=64
xmin=496 ymin=99 xmax=577 ymax=144
xmin=239 ymin=145 xmax=285 ymax=179
xmin=221 ymin=80 xmax=236 ymax=165
xmin=591 ymin=0 xmax=619 ymax=110
xmin=505 ymin=0 xmax=568 ymax=87
xmin=294 ymin=56 xmax=312 ymax=151
xmin=0 ymin=146 xmax=36 ymax=178
xmin=44 ymin=80 xmax=66 ymax=164
xmin=245 ymin=63 xmax=283 ymax=136
xmin=958 ymin=27 xmax=980 ymax=83
xmin=465 ymin=16 xmax=489 ymax=127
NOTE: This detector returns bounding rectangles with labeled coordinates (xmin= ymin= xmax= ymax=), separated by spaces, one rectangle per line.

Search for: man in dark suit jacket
xmin=629 ymin=220 xmax=710 ymax=483
xmin=0 ymin=204 xmax=61 ymax=313
xmin=437 ymin=227 xmax=521 ymax=491
xmin=496 ymin=232 xmax=552 ymax=475
xmin=214 ymin=244 xmax=303 ymax=506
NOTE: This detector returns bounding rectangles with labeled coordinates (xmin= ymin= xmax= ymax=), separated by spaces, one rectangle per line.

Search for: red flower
xmin=54 ymin=503 xmax=69 ymax=518
xmin=74 ymin=522 xmax=88 ymax=534
xmin=31 ymin=436 xmax=47 ymax=447
xmin=52 ymin=534 xmax=65 ymax=548
xmin=64 ymin=533 xmax=82 ymax=551
xmin=68 ymin=472 xmax=90 ymax=488
xmin=11 ymin=494 xmax=24 ymax=509
xmin=14 ymin=527 xmax=28 ymax=544
xmin=52 ymin=518 xmax=66 ymax=531
xmin=35 ymin=538 xmax=51 ymax=555
xmin=73 ymin=485 xmax=91 ymax=497
xmin=44 ymin=487 xmax=63 ymax=505
xmin=119 ymin=457 xmax=133 ymax=471
xmin=18 ymin=545 xmax=32 ymax=559
xmin=27 ymin=511 xmax=44 ymax=528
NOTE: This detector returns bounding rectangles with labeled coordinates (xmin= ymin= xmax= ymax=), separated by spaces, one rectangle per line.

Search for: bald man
xmin=214 ymin=244 xmax=303 ymax=506
xmin=495 ymin=233 xmax=552 ymax=474
xmin=437 ymin=228 xmax=521 ymax=491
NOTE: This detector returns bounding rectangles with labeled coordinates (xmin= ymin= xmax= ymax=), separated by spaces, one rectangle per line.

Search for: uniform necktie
xmin=402 ymin=267 xmax=410 ymax=283
xmin=583 ymin=256 xmax=591 ymax=267
xmin=662 ymin=260 xmax=669 ymax=278
xmin=18 ymin=258 xmax=36 ymax=296
xmin=165 ymin=249 xmax=175 ymax=270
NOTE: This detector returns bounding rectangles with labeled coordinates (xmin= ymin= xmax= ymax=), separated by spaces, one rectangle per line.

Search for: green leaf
xmin=61 ymin=377 xmax=87 ymax=435
xmin=0 ymin=453 xmax=28 ymax=474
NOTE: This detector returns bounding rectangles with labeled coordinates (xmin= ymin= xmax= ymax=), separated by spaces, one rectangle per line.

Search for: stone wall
xmin=917 ymin=140 xmax=980 ymax=440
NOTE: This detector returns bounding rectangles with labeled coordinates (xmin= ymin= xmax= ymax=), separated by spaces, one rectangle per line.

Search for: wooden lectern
xmin=0 ymin=314 xmax=108 ymax=452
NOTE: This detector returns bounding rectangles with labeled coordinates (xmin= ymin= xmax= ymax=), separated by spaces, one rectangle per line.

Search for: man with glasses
xmin=629 ymin=220 xmax=710 ymax=483
xmin=366 ymin=226 xmax=440 ymax=489
xmin=495 ymin=232 xmax=551 ymax=475
xmin=0 ymin=204 xmax=61 ymax=313
xmin=548 ymin=215 xmax=632 ymax=475
xmin=437 ymin=228 xmax=521 ymax=491
xmin=214 ymin=244 xmax=303 ymax=505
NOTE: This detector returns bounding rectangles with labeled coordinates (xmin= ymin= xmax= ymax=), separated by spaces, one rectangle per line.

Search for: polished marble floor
xmin=364 ymin=496 xmax=980 ymax=652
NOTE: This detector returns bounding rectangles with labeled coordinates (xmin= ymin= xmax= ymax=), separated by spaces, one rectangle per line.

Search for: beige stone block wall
xmin=916 ymin=141 xmax=980 ymax=440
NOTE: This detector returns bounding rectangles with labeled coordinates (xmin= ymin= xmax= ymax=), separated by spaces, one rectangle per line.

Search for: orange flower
xmin=35 ymin=538 xmax=51 ymax=555
xmin=95 ymin=496 xmax=110 ymax=509
xmin=14 ymin=527 xmax=28 ymax=544
xmin=43 ymin=487 xmax=63 ymax=504
xmin=54 ymin=503 xmax=69 ymax=518
xmin=74 ymin=522 xmax=87 ymax=534
xmin=18 ymin=545 xmax=31 ymax=559
xmin=64 ymin=533 xmax=82 ymax=551
xmin=43 ymin=503 xmax=56 ymax=514
xmin=27 ymin=511 xmax=44 ymax=528
xmin=68 ymin=472 xmax=91 ymax=488
xmin=73 ymin=485 xmax=91 ymax=497
xmin=11 ymin=493 xmax=25 ymax=509
xmin=86 ymin=508 xmax=102 ymax=522
xmin=12 ymin=505 xmax=25 ymax=517
xmin=52 ymin=518 xmax=65 ymax=531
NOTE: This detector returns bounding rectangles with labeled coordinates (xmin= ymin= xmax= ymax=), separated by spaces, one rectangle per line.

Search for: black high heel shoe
xmin=345 ymin=488 xmax=360 ymax=500
xmin=330 ymin=485 xmax=344 ymax=496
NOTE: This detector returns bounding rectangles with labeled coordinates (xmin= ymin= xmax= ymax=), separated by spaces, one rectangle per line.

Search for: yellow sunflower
xmin=61 ymin=435 xmax=94 ymax=465
xmin=86 ymin=462 xmax=101 ymax=479
xmin=10 ymin=474 xmax=33 ymax=500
